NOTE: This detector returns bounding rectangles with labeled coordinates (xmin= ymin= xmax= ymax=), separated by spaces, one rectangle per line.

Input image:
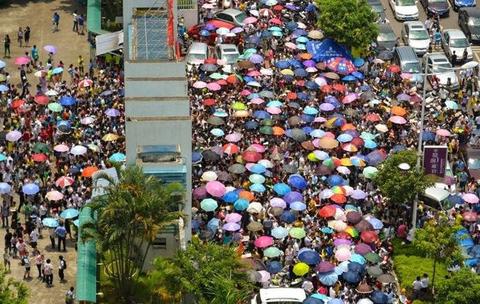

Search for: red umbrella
xmin=222 ymin=143 xmax=240 ymax=155
xmin=365 ymin=113 xmax=381 ymax=122
xmin=34 ymin=95 xmax=49 ymax=105
xmin=242 ymin=151 xmax=262 ymax=162
xmin=361 ymin=231 xmax=378 ymax=243
xmin=269 ymin=18 xmax=282 ymax=25
xmin=12 ymin=99 xmax=25 ymax=109
xmin=318 ymin=205 xmax=336 ymax=218
xmin=333 ymin=83 xmax=346 ymax=92
xmin=55 ymin=176 xmax=74 ymax=188
xmin=273 ymin=4 xmax=284 ymax=11
xmin=32 ymin=153 xmax=48 ymax=162
xmin=202 ymin=98 xmax=216 ymax=106
xmin=331 ymin=194 xmax=347 ymax=204
xmin=226 ymin=74 xmax=239 ymax=84
xmin=388 ymin=65 xmax=401 ymax=73
xmin=351 ymin=137 xmax=364 ymax=148
xmin=321 ymin=85 xmax=332 ymax=93
xmin=217 ymin=79 xmax=228 ymax=86
xmin=463 ymin=211 xmax=478 ymax=222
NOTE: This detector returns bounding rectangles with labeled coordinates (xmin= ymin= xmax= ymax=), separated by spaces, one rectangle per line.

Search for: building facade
xmin=123 ymin=0 xmax=192 ymax=259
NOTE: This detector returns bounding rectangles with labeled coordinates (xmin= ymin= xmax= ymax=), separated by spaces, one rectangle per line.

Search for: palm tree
xmin=80 ymin=165 xmax=184 ymax=303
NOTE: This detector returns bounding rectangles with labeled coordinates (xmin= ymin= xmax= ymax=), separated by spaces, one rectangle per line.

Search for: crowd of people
xmin=187 ymin=0 xmax=480 ymax=303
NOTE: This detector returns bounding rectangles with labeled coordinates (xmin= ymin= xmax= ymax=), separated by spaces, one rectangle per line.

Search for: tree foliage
xmin=436 ymin=268 xmax=480 ymax=304
xmin=145 ymin=238 xmax=256 ymax=304
xmin=373 ymin=150 xmax=433 ymax=205
xmin=0 ymin=267 xmax=28 ymax=304
xmin=316 ymin=0 xmax=379 ymax=50
xmin=81 ymin=165 xmax=185 ymax=303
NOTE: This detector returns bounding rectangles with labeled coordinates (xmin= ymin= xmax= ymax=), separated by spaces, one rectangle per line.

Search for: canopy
xmin=87 ymin=0 xmax=108 ymax=35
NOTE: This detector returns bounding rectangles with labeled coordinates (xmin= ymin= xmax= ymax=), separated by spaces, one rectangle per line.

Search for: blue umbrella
xmin=311 ymin=294 xmax=331 ymax=302
xmin=342 ymin=270 xmax=361 ymax=284
xmin=337 ymin=134 xmax=353 ymax=143
xmin=350 ymin=254 xmax=366 ymax=265
xmin=272 ymin=227 xmax=289 ymax=239
xmin=298 ymin=249 xmax=321 ymax=265
xmin=470 ymin=245 xmax=480 ymax=258
xmin=342 ymin=75 xmax=356 ymax=82
xmin=288 ymin=174 xmax=307 ymax=190
xmin=0 ymin=60 xmax=5 ymax=69
xmin=367 ymin=217 xmax=383 ymax=230
xmin=297 ymin=92 xmax=310 ymax=101
xmin=335 ymin=261 xmax=350 ymax=275
xmin=0 ymin=154 xmax=6 ymax=161
xmin=204 ymin=23 xmax=216 ymax=31
xmin=306 ymin=81 xmax=319 ymax=90
xmin=200 ymin=29 xmax=210 ymax=36
xmin=223 ymin=191 xmax=239 ymax=203
xmin=0 ymin=84 xmax=9 ymax=92
xmin=267 ymin=100 xmax=283 ymax=107
xmin=22 ymin=183 xmax=40 ymax=195
xmin=348 ymin=261 xmax=365 ymax=273
xmin=60 ymin=208 xmax=79 ymax=219
xmin=294 ymin=68 xmax=308 ymax=77
xmin=73 ymin=219 xmax=80 ymax=227
xmin=275 ymin=60 xmax=290 ymax=69
xmin=284 ymin=191 xmax=304 ymax=204
xmin=253 ymin=110 xmax=271 ymax=119
xmin=352 ymin=71 xmax=364 ymax=79
xmin=392 ymin=144 xmax=406 ymax=152
xmin=207 ymin=218 xmax=220 ymax=231
xmin=297 ymin=36 xmax=309 ymax=43
xmin=303 ymin=106 xmax=318 ymax=115
xmin=446 ymin=194 xmax=464 ymax=205
xmin=192 ymin=152 xmax=202 ymax=163
xmin=250 ymin=164 xmax=266 ymax=174
xmin=210 ymin=128 xmax=224 ymax=137
xmin=273 ymin=183 xmax=292 ymax=196
xmin=318 ymin=271 xmax=339 ymax=286
xmin=52 ymin=67 xmax=64 ymax=74
xmin=290 ymin=201 xmax=306 ymax=211
xmin=0 ymin=182 xmax=11 ymax=194
xmin=56 ymin=120 xmax=71 ymax=132
xmin=234 ymin=199 xmax=249 ymax=211
xmin=364 ymin=140 xmax=377 ymax=149
xmin=321 ymin=227 xmax=334 ymax=234
xmin=304 ymin=298 xmax=324 ymax=304
xmin=422 ymin=131 xmax=435 ymax=142
xmin=371 ymin=291 xmax=388 ymax=304
xmin=293 ymin=29 xmax=307 ymax=36
xmin=109 ymin=152 xmax=126 ymax=162
xmin=286 ymin=21 xmax=298 ymax=30
xmin=59 ymin=96 xmax=76 ymax=106
xmin=266 ymin=261 xmax=283 ymax=274
xmin=245 ymin=120 xmax=259 ymax=129
xmin=42 ymin=217 xmax=59 ymax=228
xmin=250 ymin=183 xmax=266 ymax=193
xmin=329 ymin=299 xmax=344 ymax=304
xmin=280 ymin=210 xmax=296 ymax=223
xmin=353 ymin=58 xmax=365 ymax=67
xmin=327 ymin=175 xmax=344 ymax=187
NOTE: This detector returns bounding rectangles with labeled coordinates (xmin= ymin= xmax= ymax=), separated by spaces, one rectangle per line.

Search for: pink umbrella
xmin=240 ymin=89 xmax=251 ymax=96
xmin=206 ymin=180 xmax=226 ymax=197
xmin=320 ymin=103 xmax=335 ymax=112
xmin=78 ymin=79 xmax=93 ymax=87
xmin=257 ymin=270 xmax=271 ymax=282
xmin=55 ymin=176 xmax=74 ymax=188
xmin=223 ymin=222 xmax=241 ymax=231
xmin=270 ymin=197 xmax=286 ymax=208
xmin=249 ymin=143 xmax=266 ymax=153
xmin=335 ymin=245 xmax=352 ymax=261
xmin=225 ymin=213 xmax=242 ymax=222
xmin=244 ymin=16 xmax=258 ymax=24
xmin=193 ymin=186 xmax=207 ymax=199
xmin=53 ymin=144 xmax=69 ymax=152
xmin=248 ymin=70 xmax=261 ymax=77
xmin=255 ymin=236 xmax=274 ymax=248
xmin=285 ymin=42 xmax=297 ymax=49
xmin=46 ymin=190 xmax=64 ymax=201
xmin=389 ymin=115 xmax=407 ymax=124
xmin=14 ymin=56 xmax=31 ymax=65
xmin=314 ymin=77 xmax=327 ymax=87
xmin=266 ymin=107 xmax=281 ymax=114
xmin=342 ymin=93 xmax=358 ymax=104
xmin=463 ymin=193 xmax=479 ymax=204
xmin=225 ymin=132 xmax=243 ymax=142
xmin=249 ymin=97 xmax=265 ymax=105
xmin=207 ymin=82 xmax=221 ymax=91
xmin=193 ymin=81 xmax=207 ymax=89
xmin=436 ymin=129 xmax=451 ymax=137
xmin=333 ymin=238 xmax=352 ymax=247
xmin=354 ymin=243 xmax=372 ymax=255
xmin=314 ymin=116 xmax=327 ymax=123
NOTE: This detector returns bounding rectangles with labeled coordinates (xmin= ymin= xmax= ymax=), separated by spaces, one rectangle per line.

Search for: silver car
xmin=425 ymin=53 xmax=459 ymax=88
xmin=441 ymin=28 xmax=473 ymax=62
xmin=401 ymin=21 xmax=431 ymax=55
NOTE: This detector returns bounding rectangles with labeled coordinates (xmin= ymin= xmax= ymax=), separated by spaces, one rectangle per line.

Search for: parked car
xmin=401 ymin=21 xmax=431 ymax=55
xmin=251 ymin=288 xmax=307 ymax=304
xmin=214 ymin=9 xmax=247 ymax=27
xmin=186 ymin=42 xmax=208 ymax=65
xmin=377 ymin=23 xmax=397 ymax=51
xmin=458 ymin=7 xmax=480 ymax=43
xmin=389 ymin=0 xmax=420 ymax=20
xmin=420 ymin=0 xmax=450 ymax=17
xmin=449 ymin=0 xmax=476 ymax=11
xmin=425 ymin=53 xmax=459 ymax=88
xmin=393 ymin=46 xmax=424 ymax=84
xmin=368 ymin=0 xmax=387 ymax=21
xmin=441 ymin=28 xmax=473 ymax=62
xmin=216 ymin=44 xmax=240 ymax=64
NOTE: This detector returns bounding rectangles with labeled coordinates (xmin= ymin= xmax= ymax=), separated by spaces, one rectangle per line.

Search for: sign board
xmin=95 ymin=30 xmax=123 ymax=56
xmin=306 ymin=38 xmax=352 ymax=62
xmin=423 ymin=145 xmax=448 ymax=177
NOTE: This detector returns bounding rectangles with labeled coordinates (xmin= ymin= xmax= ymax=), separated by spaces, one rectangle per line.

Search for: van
xmin=251 ymin=288 xmax=307 ymax=304
xmin=216 ymin=44 xmax=240 ymax=65
xmin=186 ymin=42 xmax=208 ymax=65
xmin=392 ymin=46 xmax=423 ymax=84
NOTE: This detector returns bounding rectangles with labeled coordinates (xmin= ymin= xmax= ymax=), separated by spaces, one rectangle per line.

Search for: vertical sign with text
xmin=423 ymin=145 xmax=448 ymax=177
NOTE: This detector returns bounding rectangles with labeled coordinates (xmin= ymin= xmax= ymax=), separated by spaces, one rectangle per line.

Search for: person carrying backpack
xmin=58 ymin=255 xmax=66 ymax=282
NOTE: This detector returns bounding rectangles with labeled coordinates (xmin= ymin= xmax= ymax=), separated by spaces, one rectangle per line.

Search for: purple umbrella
xmin=270 ymin=197 xmax=287 ymax=208
xmin=316 ymin=261 xmax=335 ymax=273
xmin=284 ymin=191 xmax=304 ymax=204
xmin=105 ymin=108 xmax=120 ymax=117
xmin=303 ymin=60 xmax=316 ymax=67
xmin=193 ymin=186 xmax=207 ymax=199
xmin=249 ymin=54 xmax=264 ymax=64
xmin=346 ymin=211 xmax=362 ymax=224
xmin=350 ymin=189 xmax=367 ymax=200
xmin=320 ymin=103 xmax=335 ymax=112
xmin=397 ymin=93 xmax=411 ymax=101
xmin=334 ymin=238 xmax=352 ymax=247
xmin=204 ymin=23 xmax=216 ymax=31
xmin=354 ymin=243 xmax=373 ymax=255
xmin=43 ymin=45 xmax=57 ymax=54
xmin=223 ymin=222 xmax=241 ymax=231
xmin=225 ymin=213 xmax=242 ymax=223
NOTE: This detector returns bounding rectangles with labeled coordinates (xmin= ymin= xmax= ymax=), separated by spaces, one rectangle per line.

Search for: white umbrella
xmin=201 ymin=171 xmax=218 ymax=182
xmin=45 ymin=89 xmax=58 ymax=96
xmin=6 ymin=130 xmax=22 ymax=142
xmin=70 ymin=145 xmax=87 ymax=155
xmin=247 ymin=202 xmax=263 ymax=214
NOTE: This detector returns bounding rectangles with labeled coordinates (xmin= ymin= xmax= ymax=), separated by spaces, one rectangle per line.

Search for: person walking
xmin=412 ymin=276 xmax=423 ymax=300
xmin=22 ymin=253 xmax=31 ymax=280
xmin=35 ymin=252 xmax=44 ymax=279
xmin=44 ymin=258 xmax=53 ymax=287
xmin=72 ymin=11 xmax=78 ymax=33
xmin=52 ymin=12 xmax=60 ymax=32
xmin=65 ymin=286 xmax=75 ymax=304
xmin=55 ymin=222 xmax=67 ymax=252
xmin=24 ymin=26 xmax=30 ymax=47
xmin=17 ymin=27 xmax=23 ymax=47
xmin=31 ymin=45 xmax=39 ymax=67
xmin=1 ymin=202 xmax=10 ymax=228
xmin=49 ymin=228 xmax=56 ymax=249
xmin=3 ymin=251 xmax=10 ymax=272
xmin=78 ymin=14 xmax=85 ymax=35
xmin=78 ymin=55 xmax=84 ymax=75
xmin=4 ymin=229 xmax=12 ymax=254
xmin=58 ymin=255 xmax=66 ymax=282
xmin=3 ymin=34 xmax=11 ymax=58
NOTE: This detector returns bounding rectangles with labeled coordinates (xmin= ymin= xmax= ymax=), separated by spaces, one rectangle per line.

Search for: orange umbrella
xmin=82 ymin=166 xmax=99 ymax=178
xmin=238 ymin=190 xmax=254 ymax=202
xmin=272 ymin=126 xmax=285 ymax=136
xmin=299 ymin=53 xmax=312 ymax=60
xmin=318 ymin=137 xmax=339 ymax=149
xmin=331 ymin=194 xmax=347 ymax=204
xmin=391 ymin=106 xmax=407 ymax=116
xmin=226 ymin=74 xmax=240 ymax=84
xmin=222 ymin=143 xmax=240 ymax=155
xmin=341 ymin=123 xmax=356 ymax=131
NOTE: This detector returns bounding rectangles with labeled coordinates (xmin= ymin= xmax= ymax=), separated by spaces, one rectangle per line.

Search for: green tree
xmin=0 ymin=267 xmax=28 ymax=304
xmin=145 ymin=238 xmax=255 ymax=304
xmin=414 ymin=216 xmax=463 ymax=296
xmin=315 ymin=0 xmax=379 ymax=50
xmin=436 ymin=268 xmax=480 ymax=304
xmin=373 ymin=150 xmax=433 ymax=205
xmin=81 ymin=165 xmax=184 ymax=303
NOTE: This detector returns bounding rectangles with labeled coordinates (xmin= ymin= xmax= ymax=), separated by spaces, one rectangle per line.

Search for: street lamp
xmin=411 ymin=54 xmax=479 ymax=229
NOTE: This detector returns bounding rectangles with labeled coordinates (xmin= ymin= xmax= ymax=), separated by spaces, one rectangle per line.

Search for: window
xmin=177 ymin=0 xmax=195 ymax=10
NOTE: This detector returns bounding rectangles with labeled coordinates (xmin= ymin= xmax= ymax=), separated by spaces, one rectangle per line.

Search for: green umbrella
xmin=231 ymin=102 xmax=247 ymax=111
xmin=364 ymin=252 xmax=381 ymax=263
xmin=200 ymin=198 xmax=218 ymax=212
xmin=207 ymin=116 xmax=224 ymax=126
xmin=360 ymin=132 xmax=376 ymax=141
xmin=264 ymin=247 xmax=282 ymax=258
xmin=249 ymin=174 xmax=266 ymax=184
xmin=32 ymin=142 xmax=50 ymax=154
xmin=261 ymin=119 xmax=274 ymax=126
xmin=48 ymin=102 xmax=63 ymax=112
xmin=363 ymin=166 xmax=378 ymax=179
xmin=209 ymin=73 xmax=226 ymax=80
xmin=259 ymin=126 xmax=273 ymax=135
xmin=289 ymin=227 xmax=306 ymax=239
xmin=367 ymin=265 xmax=383 ymax=277
xmin=247 ymin=221 xmax=263 ymax=232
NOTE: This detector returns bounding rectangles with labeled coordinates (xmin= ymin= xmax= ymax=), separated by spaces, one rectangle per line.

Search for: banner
xmin=167 ymin=0 xmax=175 ymax=47
xmin=306 ymin=38 xmax=352 ymax=62
xmin=423 ymin=145 xmax=448 ymax=177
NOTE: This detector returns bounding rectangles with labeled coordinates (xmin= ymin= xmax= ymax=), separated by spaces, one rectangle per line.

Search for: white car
xmin=216 ymin=44 xmax=240 ymax=65
xmin=251 ymin=288 xmax=307 ymax=304
xmin=390 ymin=0 xmax=420 ymax=20
xmin=401 ymin=21 xmax=431 ymax=55
xmin=441 ymin=29 xmax=473 ymax=63
xmin=426 ymin=53 xmax=459 ymax=88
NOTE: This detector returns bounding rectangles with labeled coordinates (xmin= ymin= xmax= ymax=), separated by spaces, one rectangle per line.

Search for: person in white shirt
xmin=412 ymin=276 xmax=423 ymax=299
xmin=421 ymin=273 xmax=429 ymax=293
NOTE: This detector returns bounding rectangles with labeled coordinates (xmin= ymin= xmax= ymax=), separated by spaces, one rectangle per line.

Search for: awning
xmin=76 ymin=207 xmax=97 ymax=303
xmin=95 ymin=31 xmax=123 ymax=56
xmin=87 ymin=0 xmax=108 ymax=35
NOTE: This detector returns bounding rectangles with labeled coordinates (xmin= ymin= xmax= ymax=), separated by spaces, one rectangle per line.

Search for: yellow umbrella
xmin=102 ymin=133 xmax=120 ymax=141
xmin=280 ymin=69 xmax=294 ymax=76
xmin=233 ymin=110 xmax=250 ymax=118
xmin=307 ymin=152 xmax=319 ymax=161
xmin=231 ymin=102 xmax=247 ymax=110
xmin=293 ymin=262 xmax=310 ymax=276
xmin=318 ymin=137 xmax=339 ymax=149
xmin=340 ymin=158 xmax=353 ymax=166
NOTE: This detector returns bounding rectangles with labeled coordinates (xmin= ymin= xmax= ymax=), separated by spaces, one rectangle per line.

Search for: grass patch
xmin=392 ymin=239 xmax=449 ymax=304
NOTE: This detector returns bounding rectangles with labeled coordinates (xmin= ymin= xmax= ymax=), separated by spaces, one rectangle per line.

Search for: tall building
xmin=123 ymin=0 xmax=192 ymax=259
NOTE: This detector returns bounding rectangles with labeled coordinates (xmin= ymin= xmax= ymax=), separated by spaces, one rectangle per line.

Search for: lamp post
xmin=411 ymin=55 xmax=479 ymax=229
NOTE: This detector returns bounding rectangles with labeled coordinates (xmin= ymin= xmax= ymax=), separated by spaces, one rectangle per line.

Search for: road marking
xmin=472 ymin=46 xmax=480 ymax=62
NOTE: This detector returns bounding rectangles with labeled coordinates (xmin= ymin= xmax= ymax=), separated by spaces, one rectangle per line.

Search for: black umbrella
xmin=228 ymin=164 xmax=246 ymax=174
xmin=202 ymin=150 xmax=220 ymax=162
